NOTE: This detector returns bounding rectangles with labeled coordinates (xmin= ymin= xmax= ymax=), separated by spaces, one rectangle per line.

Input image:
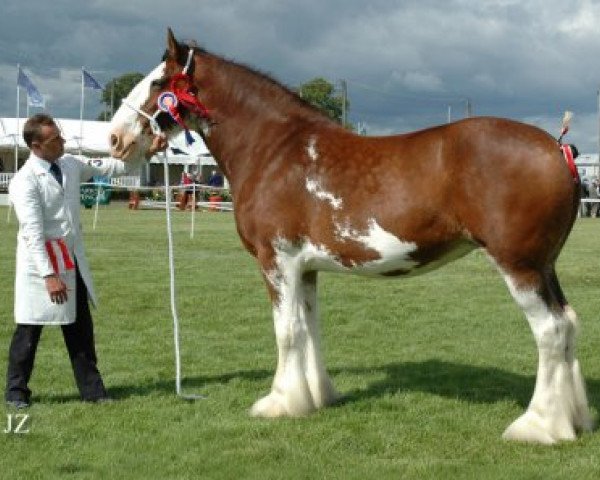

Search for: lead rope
xmin=122 ymin=99 xmax=205 ymax=401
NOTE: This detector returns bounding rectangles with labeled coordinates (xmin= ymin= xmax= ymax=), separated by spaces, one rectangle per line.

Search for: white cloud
xmin=392 ymin=70 xmax=444 ymax=93
xmin=1 ymin=0 xmax=600 ymax=151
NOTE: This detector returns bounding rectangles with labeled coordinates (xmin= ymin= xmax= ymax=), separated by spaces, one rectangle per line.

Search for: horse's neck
xmin=195 ymin=56 xmax=337 ymax=190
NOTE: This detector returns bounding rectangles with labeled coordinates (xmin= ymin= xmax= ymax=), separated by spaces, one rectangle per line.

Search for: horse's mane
xmin=165 ymin=44 xmax=339 ymax=125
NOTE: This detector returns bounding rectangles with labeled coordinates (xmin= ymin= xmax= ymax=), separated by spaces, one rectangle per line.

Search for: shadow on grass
xmin=335 ymin=360 xmax=600 ymax=412
xmin=335 ymin=360 xmax=535 ymax=408
xmin=38 ymin=369 xmax=272 ymax=404
xmin=38 ymin=360 xmax=600 ymax=414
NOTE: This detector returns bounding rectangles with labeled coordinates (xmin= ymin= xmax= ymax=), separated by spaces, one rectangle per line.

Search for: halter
xmin=121 ymin=98 xmax=163 ymax=135
xmin=123 ymin=48 xmax=210 ymax=145
xmin=156 ymin=48 xmax=210 ymax=145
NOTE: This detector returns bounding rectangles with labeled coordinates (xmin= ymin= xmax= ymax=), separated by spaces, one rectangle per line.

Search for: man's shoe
xmin=84 ymin=396 xmax=113 ymax=404
xmin=6 ymin=399 xmax=30 ymax=409
xmin=94 ymin=397 xmax=113 ymax=404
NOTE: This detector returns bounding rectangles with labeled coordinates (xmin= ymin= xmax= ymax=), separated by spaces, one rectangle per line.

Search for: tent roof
xmin=0 ymin=117 xmax=111 ymax=155
xmin=0 ymin=117 xmax=212 ymax=162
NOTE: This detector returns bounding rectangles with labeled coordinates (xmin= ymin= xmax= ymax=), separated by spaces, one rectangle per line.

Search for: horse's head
xmin=109 ymin=28 xmax=201 ymax=160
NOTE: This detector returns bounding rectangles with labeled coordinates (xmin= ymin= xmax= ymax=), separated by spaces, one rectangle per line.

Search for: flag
xmin=82 ymin=69 xmax=103 ymax=90
xmin=17 ymin=67 xmax=45 ymax=107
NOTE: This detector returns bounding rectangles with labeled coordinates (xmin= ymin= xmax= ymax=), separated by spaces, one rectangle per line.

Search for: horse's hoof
xmin=249 ymin=393 xmax=288 ymax=418
xmin=502 ymin=412 xmax=575 ymax=444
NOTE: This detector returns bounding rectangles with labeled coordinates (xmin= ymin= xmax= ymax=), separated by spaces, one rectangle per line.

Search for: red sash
xmin=44 ymin=239 xmax=75 ymax=275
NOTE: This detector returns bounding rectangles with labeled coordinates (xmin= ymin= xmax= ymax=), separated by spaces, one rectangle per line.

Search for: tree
xmin=97 ymin=72 xmax=145 ymax=121
xmin=297 ymin=77 xmax=348 ymax=126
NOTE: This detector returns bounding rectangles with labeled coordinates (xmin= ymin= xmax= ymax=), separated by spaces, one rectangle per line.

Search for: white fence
xmin=109 ymin=176 xmax=140 ymax=188
xmin=0 ymin=172 xmax=14 ymax=188
xmin=2 ymin=173 xmax=140 ymax=188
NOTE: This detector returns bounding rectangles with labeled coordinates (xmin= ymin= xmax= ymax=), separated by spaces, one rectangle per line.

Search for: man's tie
xmin=49 ymin=162 xmax=63 ymax=186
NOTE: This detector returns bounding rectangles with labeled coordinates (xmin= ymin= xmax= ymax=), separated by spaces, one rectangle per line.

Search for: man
xmin=5 ymin=113 xmax=166 ymax=408
xmin=589 ymin=178 xmax=600 ymax=218
xmin=179 ymin=171 xmax=194 ymax=210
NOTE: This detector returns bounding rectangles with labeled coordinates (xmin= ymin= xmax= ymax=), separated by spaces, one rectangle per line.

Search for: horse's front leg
xmin=250 ymin=265 xmax=340 ymax=418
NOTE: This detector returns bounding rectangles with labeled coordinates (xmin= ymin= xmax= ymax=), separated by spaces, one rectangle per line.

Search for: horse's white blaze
xmin=307 ymin=136 xmax=318 ymax=162
xmin=110 ymin=62 xmax=166 ymax=135
xmin=305 ymin=178 xmax=343 ymax=210
xmin=498 ymin=272 xmax=592 ymax=444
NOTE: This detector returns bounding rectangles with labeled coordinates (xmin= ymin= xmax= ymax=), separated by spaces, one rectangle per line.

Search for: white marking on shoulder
xmin=269 ymin=219 xmax=419 ymax=278
xmin=307 ymin=136 xmax=318 ymax=162
xmin=334 ymin=219 xmax=419 ymax=272
xmin=354 ymin=219 xmax=419 ymax=272
xmin=305 ymin=178 xmax=343 ymax=210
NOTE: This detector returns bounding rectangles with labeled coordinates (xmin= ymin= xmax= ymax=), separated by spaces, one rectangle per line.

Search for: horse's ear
xmin=166 ymin=27 xmax=186 ymax=65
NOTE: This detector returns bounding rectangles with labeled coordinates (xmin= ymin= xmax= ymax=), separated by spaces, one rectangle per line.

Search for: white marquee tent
xmin=0 ymin=117 xmax=216 ymax=172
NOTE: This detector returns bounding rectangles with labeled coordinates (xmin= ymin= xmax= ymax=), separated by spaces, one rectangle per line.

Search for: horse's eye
xmin=151 ymin=79 xmax=165 ymax=89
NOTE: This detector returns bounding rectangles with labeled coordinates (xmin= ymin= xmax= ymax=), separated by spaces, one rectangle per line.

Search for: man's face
xmin=32 ymin=124 xmax=65 ymax=162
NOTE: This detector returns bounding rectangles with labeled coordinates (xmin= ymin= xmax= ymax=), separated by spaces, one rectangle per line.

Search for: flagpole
xmin=8 ymin=65 xmax=21 ymax=224
xmin=79 ymin=67 xmax=85 ymax=155
xmin=15 ymin=64 xmax=20 ymax=173
xmin=110 ymin=82 xmax=114 ymax=120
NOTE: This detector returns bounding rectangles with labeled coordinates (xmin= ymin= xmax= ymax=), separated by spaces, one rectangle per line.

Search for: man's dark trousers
xmin=5 ymin=267 xmax=107 ymax=403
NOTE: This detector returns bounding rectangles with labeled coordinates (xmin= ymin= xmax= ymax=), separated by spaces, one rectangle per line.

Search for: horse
xmin=109 ymin=28 xmax=592 ymax=444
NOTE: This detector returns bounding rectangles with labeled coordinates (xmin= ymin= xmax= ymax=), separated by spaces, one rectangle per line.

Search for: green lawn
xmin=1 ymin=204 xmax=600 ymax=479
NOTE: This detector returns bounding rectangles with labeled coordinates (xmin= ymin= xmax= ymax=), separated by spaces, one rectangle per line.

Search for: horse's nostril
xmin=110 ymin=134 xmax=119 ymax=148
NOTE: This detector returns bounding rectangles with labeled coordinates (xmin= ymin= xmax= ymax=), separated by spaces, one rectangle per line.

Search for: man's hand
xmin=45 ymin=274 xmax=68 ymax=304
xmin=145 ymin=134 xmax=168 ymax=159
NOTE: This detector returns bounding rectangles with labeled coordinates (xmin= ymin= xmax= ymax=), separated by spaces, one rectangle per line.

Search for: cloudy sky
xmin=2 ymin=0 xmax=600 ymax=152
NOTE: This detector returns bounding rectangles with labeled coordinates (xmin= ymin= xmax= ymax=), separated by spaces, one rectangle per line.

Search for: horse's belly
xmin=300 ymin=219 xmax=476 ymax=277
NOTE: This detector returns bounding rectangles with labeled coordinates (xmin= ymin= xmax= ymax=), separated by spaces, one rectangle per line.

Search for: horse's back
xmin=237 ymin=116 xmax=577 ymax=275
xmin=329 ymin=117 xmax=574 ymax=267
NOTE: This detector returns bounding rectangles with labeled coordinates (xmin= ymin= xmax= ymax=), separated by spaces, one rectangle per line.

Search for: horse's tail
xmin=553 ymin=111 xmax=581 ymax=251
xmin=557 ymin=111 xmax=579 ymax=183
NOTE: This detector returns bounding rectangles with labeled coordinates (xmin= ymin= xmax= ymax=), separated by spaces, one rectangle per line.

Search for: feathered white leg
xmin=251 ymin=266 xmax=339 ymax=418
xmin=502 ymin=278 xmax=592 ymax=444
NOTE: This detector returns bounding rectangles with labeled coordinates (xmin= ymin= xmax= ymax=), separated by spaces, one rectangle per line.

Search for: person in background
xmin=208 ymin=169 xmax=223 ymax=188
xmin=589 ymin=178 xmax=600 ymax=218
xmin=5 ymin=113 xmax=167 ymax=408
xmin=580 ymin=178 xmax=590 ymax=217
xmin=179 ymin=171 xmax=194 ymax=210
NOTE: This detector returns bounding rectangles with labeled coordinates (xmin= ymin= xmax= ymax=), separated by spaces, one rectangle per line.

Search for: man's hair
xmin=23 ymin=113 xmax=56 ymax=148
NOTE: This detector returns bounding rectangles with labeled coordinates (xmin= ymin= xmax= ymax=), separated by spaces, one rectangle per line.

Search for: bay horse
xmin=109 ymin=29 xmax=592 ymax=444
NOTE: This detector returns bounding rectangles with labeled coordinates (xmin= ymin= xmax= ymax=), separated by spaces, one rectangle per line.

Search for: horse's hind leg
xmin=250 ymin=260 xmax=340 ymax=418
xmin=547 ymin=268 xmax=594 ymax=433
xmin=499 ymin=266 xmax=592 ymax=444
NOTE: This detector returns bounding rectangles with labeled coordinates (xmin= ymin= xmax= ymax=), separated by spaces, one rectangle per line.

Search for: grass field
xmin=2 ymin=203 xmax=600 ymax=479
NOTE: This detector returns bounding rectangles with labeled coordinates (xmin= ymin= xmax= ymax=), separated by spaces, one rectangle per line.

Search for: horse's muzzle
xmin=109 ymin=128 xmax=138 ymax=160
